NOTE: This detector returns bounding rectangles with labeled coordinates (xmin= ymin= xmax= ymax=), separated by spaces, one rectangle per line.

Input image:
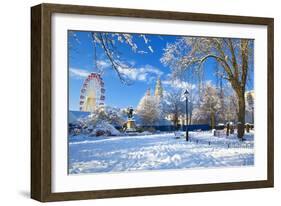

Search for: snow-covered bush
xmin=93 ymin=121 xmax=121 ymax=136
xmin=69 ymin=108 xmax=125 ymax=137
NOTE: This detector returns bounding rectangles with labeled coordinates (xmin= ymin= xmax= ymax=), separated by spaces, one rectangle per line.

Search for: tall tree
xmin=161 ymin=37 xmax=253 ymax=138
xmin=225 ymin=92 xmax=239 ymax=123
xmin=192 ymin=83 xmax=223 ymax=128
xmin=136 ymin=93 xmax=160 ymax=126
xmin=162 ymin=89 xmax=186 ymax=129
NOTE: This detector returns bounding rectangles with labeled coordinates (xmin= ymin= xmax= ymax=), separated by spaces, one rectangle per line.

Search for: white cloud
xmin=70 ymin=63 xmax=163 ymax=84
xmin=69 ymin=60 xmax=110 ymax=79
xmin=118 ymin=64 xmax=163 ymax=82
xmin=162 ymin=79 xmax=195 ymax=90
xmin=138 ymin=73 xmax=147 ymax=81
xmin=69 ymin=68 xmax=90 ymax=79
xmin=96 ymin=60 xmax=111 ymax=69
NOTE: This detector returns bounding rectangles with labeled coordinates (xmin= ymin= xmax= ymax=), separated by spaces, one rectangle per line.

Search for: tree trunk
xmin=210 ymin=111 xmax=215 ymax=129
xmin=236 ymin=90 xmax=245 ymax=139
xmin=173 ymin=112 xmax=179 ymax=129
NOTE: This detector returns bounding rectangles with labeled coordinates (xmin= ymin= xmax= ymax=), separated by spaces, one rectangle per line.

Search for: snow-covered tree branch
xmin=69 ymin=31 xmax=155 ymax=85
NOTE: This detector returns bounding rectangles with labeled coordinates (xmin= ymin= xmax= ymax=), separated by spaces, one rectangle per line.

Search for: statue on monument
xmin=124 ymin=106 xmax=137 ymax=132
xmin=127 ymin=107 xmax=134 ymax=119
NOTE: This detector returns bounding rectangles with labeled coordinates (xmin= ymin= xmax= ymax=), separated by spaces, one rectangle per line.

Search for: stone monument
xmin=125 ymin=107 xmax=137 ymax=132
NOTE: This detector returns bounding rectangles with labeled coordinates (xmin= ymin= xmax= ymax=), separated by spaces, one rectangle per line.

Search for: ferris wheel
xmin=79 ymin=72 xmax=105 ymax=112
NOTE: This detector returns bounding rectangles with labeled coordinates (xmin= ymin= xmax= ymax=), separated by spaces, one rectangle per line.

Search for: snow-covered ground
xmin=68 ymin=131 xmax=254 ymax=174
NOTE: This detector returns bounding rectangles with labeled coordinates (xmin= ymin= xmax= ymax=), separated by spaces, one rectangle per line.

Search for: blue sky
xmin=68 ymin=31 xmax=254 ymax=111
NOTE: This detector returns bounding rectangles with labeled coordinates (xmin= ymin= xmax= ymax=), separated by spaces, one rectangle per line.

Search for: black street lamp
xmin=184 ymin=89 xmax=189 ymax=141
xmin=252 ymin=106 xmax=254 ymax=124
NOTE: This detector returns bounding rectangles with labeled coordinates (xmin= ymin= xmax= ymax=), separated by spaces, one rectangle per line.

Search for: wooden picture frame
xmin=31 ymin=3 xmax=274 ymax=202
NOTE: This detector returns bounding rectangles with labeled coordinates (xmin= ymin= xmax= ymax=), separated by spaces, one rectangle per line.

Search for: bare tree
xmin=225 ymin=92 xmax=239 ymax=123
xmin=192 ymin=82 xmax=223 ymax=128
xmin=162 ymin=89 xmax=186 ymax=129
xmin=161 ymin=37 xmax=254 ymax=138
